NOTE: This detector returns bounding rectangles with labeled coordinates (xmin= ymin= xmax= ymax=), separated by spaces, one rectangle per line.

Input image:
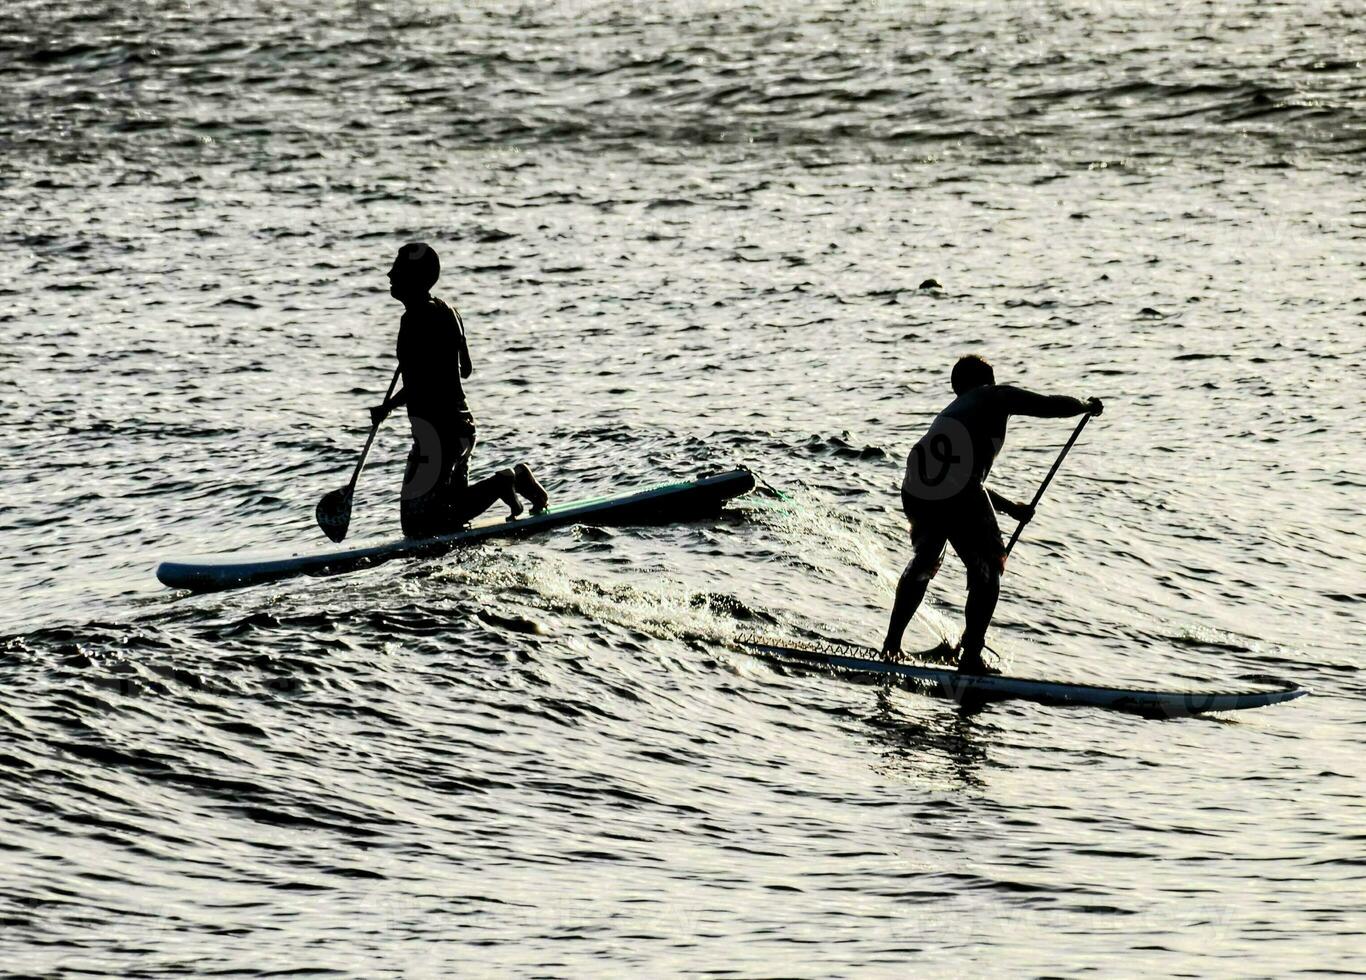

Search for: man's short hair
xmin=951 ymin=354 xmax=995 ymax=394
xmin=396 ymin=241 xmax=440 ymax=291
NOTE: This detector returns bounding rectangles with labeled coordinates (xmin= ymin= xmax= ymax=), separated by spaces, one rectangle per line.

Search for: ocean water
xmin=2 ymin=0 xmax=1363 ymax=974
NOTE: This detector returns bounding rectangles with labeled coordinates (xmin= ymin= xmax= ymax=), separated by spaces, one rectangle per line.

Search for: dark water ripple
xmin=2 ymin=0 xmax=1364 ymax=975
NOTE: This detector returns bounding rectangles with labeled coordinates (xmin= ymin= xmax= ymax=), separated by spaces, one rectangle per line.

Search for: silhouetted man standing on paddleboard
xmin=883 ymin=355 xmax=1102 ymax=673
xmin=369 ymin=242 xmax=549 ymax=538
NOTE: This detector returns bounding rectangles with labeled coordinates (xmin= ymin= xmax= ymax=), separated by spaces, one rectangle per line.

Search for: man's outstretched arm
xmin=995 ymin=386 xmax=1102 ymax=419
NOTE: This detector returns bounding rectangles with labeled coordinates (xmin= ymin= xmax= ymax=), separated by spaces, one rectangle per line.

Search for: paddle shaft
xmin=1004 ymin=412 xmax=1091 ymax=557
xmin=344 ymin=365 xmax=401 ymax=495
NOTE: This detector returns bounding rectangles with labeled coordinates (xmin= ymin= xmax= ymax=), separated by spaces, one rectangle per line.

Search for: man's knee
xmin=902 ymin=552 xmax=943 ymax=584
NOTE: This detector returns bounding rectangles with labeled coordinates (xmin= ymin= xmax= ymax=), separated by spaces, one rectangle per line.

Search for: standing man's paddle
xmin=316 ymin=365 xmax=401 ymax=543
xmin=1004 ymin=411 xmax=1093 ymax=557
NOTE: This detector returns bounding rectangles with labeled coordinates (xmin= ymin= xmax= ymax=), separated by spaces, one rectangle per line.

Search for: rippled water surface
xmin=2 ymin=1 xmax=1363 ymax=975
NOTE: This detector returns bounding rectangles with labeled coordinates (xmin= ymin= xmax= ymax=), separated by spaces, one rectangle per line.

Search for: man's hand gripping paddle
xmin=315 ymin=365 xmax=401 ymax=543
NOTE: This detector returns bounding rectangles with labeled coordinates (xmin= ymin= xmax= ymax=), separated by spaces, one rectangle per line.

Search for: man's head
xmin=951 ymin=354 xmax=995 ymax=395
xmin=388 ymin=242 xmax=440 ymax=300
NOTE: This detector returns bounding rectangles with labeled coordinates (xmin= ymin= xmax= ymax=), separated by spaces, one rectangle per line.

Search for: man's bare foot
xmin=514 ymin=463 xmax=549 ymax=514
xmin=922 ymin=641 xmax=959 ymax=667
xmin=956 ymin=649 xmax=1000 ymax=675
xmin=500 ymin=468 xmax=523 ymax=520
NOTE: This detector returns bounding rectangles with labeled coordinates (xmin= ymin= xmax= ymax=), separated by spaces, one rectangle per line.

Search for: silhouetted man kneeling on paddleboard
xmin=369 ymin=242 xmax=549 ymax=538
xmin=883 ymin=355 xmax=1102 ymax=673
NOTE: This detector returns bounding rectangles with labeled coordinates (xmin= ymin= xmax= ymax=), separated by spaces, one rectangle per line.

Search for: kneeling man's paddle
xmin=316 ymin=365 xmax=401 ymax=543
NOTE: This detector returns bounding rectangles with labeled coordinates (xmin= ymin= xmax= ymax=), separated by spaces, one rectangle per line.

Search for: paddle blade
xmin=315 ymin=487 xmax=354 ymax=543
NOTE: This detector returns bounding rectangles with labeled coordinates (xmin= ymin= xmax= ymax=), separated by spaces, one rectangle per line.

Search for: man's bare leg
xmin=957 ymin=560 xmax=1000 ymax=674
xmin=883 ymin=561 xmax=934 ymax=660
xmin=450 ymin=468 xmax=521 ymax=525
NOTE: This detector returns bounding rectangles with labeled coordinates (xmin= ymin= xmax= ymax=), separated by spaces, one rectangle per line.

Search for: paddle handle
xmin=345 ymin=365 xmax=401 ymax=493
xmin=1004 ymin=412 xmax=1091 ymax=557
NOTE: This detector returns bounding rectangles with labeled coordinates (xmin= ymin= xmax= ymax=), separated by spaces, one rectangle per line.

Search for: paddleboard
xmin=738 ymin=637 xmax=1308 ymax=717
xmin=158 ymin=467 xmax=756 ymax=593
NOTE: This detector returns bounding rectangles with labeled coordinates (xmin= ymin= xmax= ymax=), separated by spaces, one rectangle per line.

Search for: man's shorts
xmin=901 ymin=483 xmax=1004 ymax=582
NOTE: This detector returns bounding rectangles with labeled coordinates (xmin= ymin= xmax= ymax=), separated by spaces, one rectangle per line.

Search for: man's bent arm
xmin=987 ymin=488 xmax=1031 ymax=522
xmin=371 ymin=387 xmax=409 ymax=426
xmin=987 ymin=488 xmax=1015 ymax=513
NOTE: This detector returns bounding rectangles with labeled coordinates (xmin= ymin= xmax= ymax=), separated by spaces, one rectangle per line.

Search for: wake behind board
xmin=158 ymin=467 xmax=756 ymax=594
xmin=738 ymin=638 xmax=1307 ymax=717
